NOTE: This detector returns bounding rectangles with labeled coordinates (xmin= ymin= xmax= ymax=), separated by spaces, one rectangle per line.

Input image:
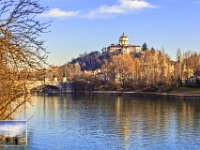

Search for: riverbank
xmin=34 ymin=86 xmax=200 ymax=99
xmin=92 ymin=87 xmax=200 ymax=99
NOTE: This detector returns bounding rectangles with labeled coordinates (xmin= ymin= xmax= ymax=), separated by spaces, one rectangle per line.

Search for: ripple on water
xmin=12 ymin=95 xmax=200 ymax=150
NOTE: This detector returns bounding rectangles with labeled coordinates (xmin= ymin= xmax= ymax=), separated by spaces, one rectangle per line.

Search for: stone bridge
xmin=29 ymin=80 xmax=73 ymax=91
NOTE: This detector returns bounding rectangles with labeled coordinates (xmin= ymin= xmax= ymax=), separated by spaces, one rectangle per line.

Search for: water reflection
xmin=12 ymin=95 xmax=200 ymax=150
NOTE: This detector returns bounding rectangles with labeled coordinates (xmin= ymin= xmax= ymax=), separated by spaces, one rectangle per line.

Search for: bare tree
xmin=0 ymin=0 xmax=49 ymax=119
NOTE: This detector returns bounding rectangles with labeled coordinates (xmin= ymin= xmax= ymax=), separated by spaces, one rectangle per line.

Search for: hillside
xmin=70 ymin=50 xmax=142 ymax=71
xmin=70 ymin=51 xmax=111 ymax=71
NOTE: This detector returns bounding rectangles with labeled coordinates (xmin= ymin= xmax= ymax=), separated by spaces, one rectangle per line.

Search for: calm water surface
xmin=10 ymin=95 xmax=200 ymax=149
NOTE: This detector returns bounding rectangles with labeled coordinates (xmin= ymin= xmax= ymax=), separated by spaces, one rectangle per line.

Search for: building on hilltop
xmin=106 ymin=33 xmax=141 ymax=55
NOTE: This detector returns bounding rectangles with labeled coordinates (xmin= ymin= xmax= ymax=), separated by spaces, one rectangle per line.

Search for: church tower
xmin=119 ymin=33 xmax=129 ymax=45
xmin=119 ymin=33 xmax=129 ymax=46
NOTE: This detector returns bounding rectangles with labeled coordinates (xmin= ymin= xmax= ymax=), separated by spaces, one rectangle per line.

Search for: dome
xmin=120 ymin=32 xmax=128 ymax=39
xmin=119 ymin=33 xmax=129 ymax=45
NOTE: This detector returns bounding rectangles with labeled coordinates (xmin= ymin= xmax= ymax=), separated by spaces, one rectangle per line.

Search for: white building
xmin=107 ymin=33 xmax=141 ymax=55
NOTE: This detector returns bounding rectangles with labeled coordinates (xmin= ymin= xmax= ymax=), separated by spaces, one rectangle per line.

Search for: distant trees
xmin=71 ymin=51 xmax=105 ymax=71
xmin=0 ymin=0 xmax=48 ymax=119
xmin=59 ymin=64 xmax=81 ymax=80
xmin=100 ymin=49 xmax=177 ymax=90
xmin=101 ymin=54 xmax=136 ymax=88
xmin=142 ymin=43 xmax=148 ymax=51
xmin=175 ymin=49 xmax=183 ymax=82
xmin=68 ymin=47 xmax=200 ymax=92
xmin=183 ymin=51 xmax=200 ymax=85
xmin=42 ymin=64 xmax=82 ymax=81
xmin=173 ymin=49 xmax=200 ymax=86
xmin=72 ymin=71 xmax=97 ymax=92
xmin=58 ymin=46 xmax=200 ymax=92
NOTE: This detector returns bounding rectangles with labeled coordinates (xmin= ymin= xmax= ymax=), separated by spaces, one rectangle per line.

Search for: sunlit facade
xmin=107 ymin=33 xmax=141 ymax=55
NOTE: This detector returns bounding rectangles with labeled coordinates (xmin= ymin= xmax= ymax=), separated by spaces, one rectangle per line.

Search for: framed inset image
xmin=0 ymin=120 xmax=27 ymax=146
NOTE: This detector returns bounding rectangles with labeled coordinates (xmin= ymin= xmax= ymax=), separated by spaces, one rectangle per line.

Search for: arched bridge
xmin=29 ymin=81 xmax=73 ymax=93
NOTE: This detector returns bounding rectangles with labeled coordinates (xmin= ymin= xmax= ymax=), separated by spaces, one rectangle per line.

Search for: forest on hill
xmin=70 ymin=47 xmax=144 ymax=71
xmin=43 ymin=47 xmax=200 ymax=92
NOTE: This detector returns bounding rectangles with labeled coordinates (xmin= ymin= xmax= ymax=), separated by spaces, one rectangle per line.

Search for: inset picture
xmin=0 ymin=121 xmax=27 ymax=146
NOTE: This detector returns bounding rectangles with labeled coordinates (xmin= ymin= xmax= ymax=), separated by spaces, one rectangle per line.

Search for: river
xmin=9 ymin=94 xmax=200 ymax=149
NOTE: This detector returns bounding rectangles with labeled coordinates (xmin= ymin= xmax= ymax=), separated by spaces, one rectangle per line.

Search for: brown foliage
xmin=0 ymin=0 xmax=48 ymax=119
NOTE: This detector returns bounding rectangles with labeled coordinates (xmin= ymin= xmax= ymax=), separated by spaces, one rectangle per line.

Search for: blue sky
xmin=38 ymin=0 xmax=200 ymax=65
xmin=0 ymin=121 xmax=26 ymax=136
